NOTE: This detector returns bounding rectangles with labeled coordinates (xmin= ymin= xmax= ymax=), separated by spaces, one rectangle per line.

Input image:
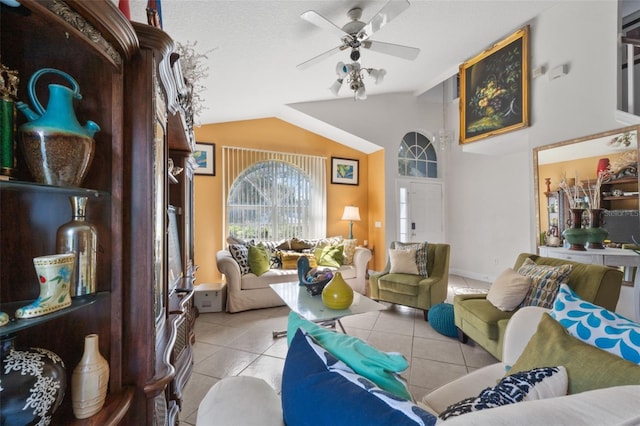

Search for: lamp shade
xmin=341 ymin=206 xmax=360 ymax=221
xmin=329 ymin=79 xmax=344 ymax=96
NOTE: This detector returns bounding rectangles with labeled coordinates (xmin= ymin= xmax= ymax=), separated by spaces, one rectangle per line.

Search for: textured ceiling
xmin=127 ymin=0 xmax=560 ymax=127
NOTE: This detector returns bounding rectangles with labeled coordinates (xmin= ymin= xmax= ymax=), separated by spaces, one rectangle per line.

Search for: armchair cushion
xmin=389 ymin=248 xmax=419 ymax=275
xmin=508 ymin=313 xmax=640 ymax=394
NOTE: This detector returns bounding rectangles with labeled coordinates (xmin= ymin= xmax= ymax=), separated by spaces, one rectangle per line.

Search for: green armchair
xmin=454 ymin=253 xmax=623 ymax=360
xmin=370 ymin=242 xmax=450 ymax=321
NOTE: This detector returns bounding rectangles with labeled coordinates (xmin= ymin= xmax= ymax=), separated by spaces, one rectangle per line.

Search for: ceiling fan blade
xmin=357 ymin=0 xmax=410 ymax=41
xmin=362 ymin=40 xmax=420 ymax=61
xmin=301 ymin=10 xmax=351 ymax=41
xmin=296 ymin=45 xmax=345 ymax=70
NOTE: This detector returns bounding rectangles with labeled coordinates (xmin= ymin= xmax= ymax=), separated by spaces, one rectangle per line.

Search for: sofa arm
xmin=352 ymin=247 xmax=372 ymax=278
xmin=501 ymin=306 xmax=548 ymax=366
xmin=216 ymin=250 xmax=241 ymax=293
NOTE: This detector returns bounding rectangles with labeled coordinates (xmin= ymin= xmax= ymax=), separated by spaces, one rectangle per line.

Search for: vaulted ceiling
xmin=128 ymin=1 xmax=561 ymax=145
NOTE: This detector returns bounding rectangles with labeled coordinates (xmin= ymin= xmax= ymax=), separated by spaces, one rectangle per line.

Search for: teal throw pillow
xmin=286 ymin=312 xmax=411 ymax=400
xmin=550 ymin=284 xmax=640 ymax=364
xmin=248 ymin=244 xmax=270 ymax=276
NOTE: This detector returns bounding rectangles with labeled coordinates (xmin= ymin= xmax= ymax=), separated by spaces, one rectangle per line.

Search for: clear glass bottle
xmin=56 ymin=196 xmax=97 ymax=297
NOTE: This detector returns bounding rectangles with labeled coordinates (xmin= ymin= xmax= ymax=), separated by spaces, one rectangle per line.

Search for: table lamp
xmin=341 ymin=206 xmax=360 ymax=239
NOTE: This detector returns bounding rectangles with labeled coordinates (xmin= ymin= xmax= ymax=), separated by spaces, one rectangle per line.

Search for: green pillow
xmin=508 ymin=313 xmax=640 ymax=394
xmin=286 ymin=312 xmax=411 ymax=401
xmin=314 ymin=244 xmax=344 ymax=268
xmin=248 ymin=244 xmax=270 ymax=276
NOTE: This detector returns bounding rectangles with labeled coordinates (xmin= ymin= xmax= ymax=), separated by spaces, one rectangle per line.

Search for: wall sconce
xmin=341 ymin=206 xmax=361 ymax=239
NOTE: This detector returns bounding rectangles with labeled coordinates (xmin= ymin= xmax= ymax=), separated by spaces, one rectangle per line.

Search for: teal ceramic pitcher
xmin=16 ymin=68 xmax=100 ymax=187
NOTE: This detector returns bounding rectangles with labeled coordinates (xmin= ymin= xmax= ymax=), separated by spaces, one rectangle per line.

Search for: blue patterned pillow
xmin=282 ymin=329 xmax=437 ymax=426
xmin=517 ymin=258 xmax=572 ymax=308
xmin=439 ymin=366 xmax=567 ymax=420
xmin=550 ymin=284 xmax=640 ymax=364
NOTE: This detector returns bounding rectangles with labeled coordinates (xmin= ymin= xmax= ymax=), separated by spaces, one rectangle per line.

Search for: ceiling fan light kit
xmin=299 ymin=0 xmax=419 ymax=100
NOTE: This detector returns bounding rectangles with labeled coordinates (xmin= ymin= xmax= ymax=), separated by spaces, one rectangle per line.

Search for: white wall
xmin=284 ymin=1 xmax=624 ymax=282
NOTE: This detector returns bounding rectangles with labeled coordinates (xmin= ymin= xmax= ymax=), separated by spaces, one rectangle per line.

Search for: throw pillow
xmin=315 ymin=244 xmax=344 ymax=268
xmin=280 ymin=251 xmax=317 ymax=270
xmin=550 ymin=284 xmax=640 ymax=364
xmin=248 ymin=244 xmax=270 ymax=276
xmin=282 ymin=329 xmax=438 ymax=426
xmin=313 ymin=236 xmax=344 ymax=248
xmin=228 ymin=244 xmax=250 ymax=275
xmin=508 ymin=313 xmax=640 ymax=394
xmin=486 ymin=268 xmax=532 ymax=311
xmin=517 ymin=258 xmax=572 ymax=308
xmin=439 ymin=366 xmax=568 ymax=420
xmin=389 ymin=248 xmax=419 ymax=275
xmin=287 ymin=312 xmax=411 ymax=401
xmin=394 ymin=241 xmax=429 ymax=276
xmin=342 ymin=238 xmax=357 ymax=265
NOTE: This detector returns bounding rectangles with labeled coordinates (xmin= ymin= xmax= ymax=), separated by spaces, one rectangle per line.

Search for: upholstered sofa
xmin=216 ymin=242 xmax=372 ymax=313
xmin=196 ymin=304 xmax=640 ymax=425
xmin=454 ymin=253 xmax=623 ymax=360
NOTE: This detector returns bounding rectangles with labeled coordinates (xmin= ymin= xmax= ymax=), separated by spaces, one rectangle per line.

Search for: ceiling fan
xmin=297 ymin=0 xmax=420 ymax=70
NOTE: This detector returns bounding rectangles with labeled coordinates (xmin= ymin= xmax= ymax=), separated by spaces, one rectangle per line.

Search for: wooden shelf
xmin=0 ymin=292 xmax=107 ymax=337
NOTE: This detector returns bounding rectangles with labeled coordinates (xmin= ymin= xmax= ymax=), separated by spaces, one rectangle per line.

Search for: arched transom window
xmin=398 ymin=131 xmax=438 ymax=178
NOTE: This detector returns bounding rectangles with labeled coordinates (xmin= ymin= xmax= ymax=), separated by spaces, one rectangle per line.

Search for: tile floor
xmin=179 ymin=275 xmax=496 ymax=425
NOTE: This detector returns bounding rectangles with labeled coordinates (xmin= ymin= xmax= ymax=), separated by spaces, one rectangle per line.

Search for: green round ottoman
xmin=428 ymin=303 xmax=457 ymax=337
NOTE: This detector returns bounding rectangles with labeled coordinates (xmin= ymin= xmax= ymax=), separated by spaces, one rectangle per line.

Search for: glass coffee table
xmin=270 ymin=282 xmax=386 ymax=338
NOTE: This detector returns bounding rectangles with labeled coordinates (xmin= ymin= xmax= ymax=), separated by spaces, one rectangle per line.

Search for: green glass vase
xmin=587 ymin=208 xmax=608 ymax=249
xmin=321 ymin=272 xmax=354 ymax=310
xmin=562 ymin=208 xmax=588 ymax=251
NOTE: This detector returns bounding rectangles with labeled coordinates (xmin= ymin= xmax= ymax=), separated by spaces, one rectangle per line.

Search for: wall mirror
xmin=533 ymin=125 xmax=639 ymax=248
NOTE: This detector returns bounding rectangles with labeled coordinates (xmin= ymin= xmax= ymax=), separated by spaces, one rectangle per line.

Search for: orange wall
xmin=193 ymin=117 xmax=371 ymax=283
xmin=367 ymin=149 xmax=386 ymax=270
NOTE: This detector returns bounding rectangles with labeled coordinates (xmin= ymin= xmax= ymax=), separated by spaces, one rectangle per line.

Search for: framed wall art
xmin=194 ymin=142 xmax=215 ymax=176
xmin=331 ymin=157 xmax=359 ymax=185
xmin=459 ymin=26 xmax=529 ymax=144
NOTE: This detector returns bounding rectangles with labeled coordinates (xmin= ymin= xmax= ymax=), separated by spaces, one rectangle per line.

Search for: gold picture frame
xmin=459 ymin=26 xmax=529 ymax=144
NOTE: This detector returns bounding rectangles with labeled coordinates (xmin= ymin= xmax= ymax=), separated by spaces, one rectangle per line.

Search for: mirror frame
xmin=533 ymin=124 xmax=640 ymax=247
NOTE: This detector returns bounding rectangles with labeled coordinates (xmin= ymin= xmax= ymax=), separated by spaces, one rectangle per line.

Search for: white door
xmin=399 ymin=181 xmax=443 ymax=243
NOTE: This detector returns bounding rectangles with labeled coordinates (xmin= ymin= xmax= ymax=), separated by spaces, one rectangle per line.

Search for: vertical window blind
xmin=222 ymin=146 xmax=327 ymax=244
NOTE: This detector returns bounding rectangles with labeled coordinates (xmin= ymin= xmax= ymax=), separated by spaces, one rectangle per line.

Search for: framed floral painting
xmin=331 ymin=157 xmax=359 ymax=185
xmin=459 ymin=26 xmax=529 ymax=144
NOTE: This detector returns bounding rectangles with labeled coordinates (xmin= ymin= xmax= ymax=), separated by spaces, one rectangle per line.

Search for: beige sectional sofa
xmin=216 ymin=242 xmax=372 ymax=313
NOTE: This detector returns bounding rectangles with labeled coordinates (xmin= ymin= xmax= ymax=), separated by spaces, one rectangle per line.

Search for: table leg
xmin=272 ymin=319 xmax=342 ymax=339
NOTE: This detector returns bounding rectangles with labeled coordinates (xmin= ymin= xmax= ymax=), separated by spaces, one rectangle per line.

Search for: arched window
xmin=225 ymin=151 xmax=326 ymax=241
xmin=398 ymin=132 xmax=438 ymax=178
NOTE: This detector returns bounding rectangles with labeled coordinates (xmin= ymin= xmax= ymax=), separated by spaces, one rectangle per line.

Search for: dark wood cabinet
xmin=1 ymin=2 xmax=195 ymax=424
